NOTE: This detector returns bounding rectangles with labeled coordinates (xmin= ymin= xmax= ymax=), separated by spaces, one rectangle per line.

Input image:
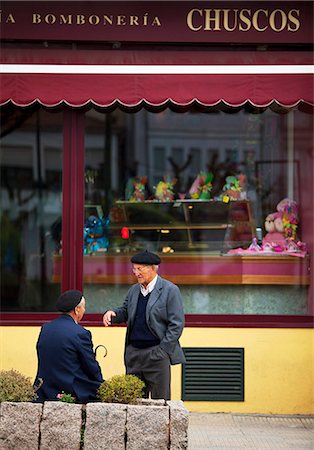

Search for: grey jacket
xmin=113 ymin=276 xmax=186 ymax=365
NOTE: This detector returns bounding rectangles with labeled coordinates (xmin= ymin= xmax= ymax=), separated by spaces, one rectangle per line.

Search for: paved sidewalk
xmin=188 ymin=413 xmax=314 ymax=449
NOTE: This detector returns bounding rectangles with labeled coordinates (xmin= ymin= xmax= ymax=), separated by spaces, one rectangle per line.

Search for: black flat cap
xmin=56 ymin=290 xmax=83 ymax=312
xmin=131 ymin=250 xmax=161 ymax=265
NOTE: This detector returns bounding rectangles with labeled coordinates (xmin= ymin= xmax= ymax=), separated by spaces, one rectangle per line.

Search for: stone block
xmin=126 ymin=404 xmax=169 ymax=450
xmin=167 ymin=401 xmax=189 ymax=449
xmin=0 ymin=401 xmax=42 ymax=450
xmin=84 ymin=403 xmax=127 ymax=450
xmin=132 ymin=398 xmax=166 ymax=407
xmin=40 ymin=401 xmax=82 ymax=450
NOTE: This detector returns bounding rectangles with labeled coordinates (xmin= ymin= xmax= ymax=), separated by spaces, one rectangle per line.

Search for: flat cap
xmin=131 ymin=250 xmax=161 ymax=265
xmin=56 ymin=289 xmax=83 ymax=312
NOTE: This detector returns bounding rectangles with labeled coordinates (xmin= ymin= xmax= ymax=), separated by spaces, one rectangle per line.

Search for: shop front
xmin=0 ymin=1 xmax=313 ymax=413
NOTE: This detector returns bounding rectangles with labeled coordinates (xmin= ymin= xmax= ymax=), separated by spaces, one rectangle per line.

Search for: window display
xmin=80 ymin=109 xmax=310 ymax=257
xmin=78 ymin=108 xmax=312 ymax=315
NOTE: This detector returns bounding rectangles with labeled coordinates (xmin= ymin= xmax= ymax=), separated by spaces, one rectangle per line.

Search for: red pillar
xmin=61 ymin=109 xmax=85 ymax=292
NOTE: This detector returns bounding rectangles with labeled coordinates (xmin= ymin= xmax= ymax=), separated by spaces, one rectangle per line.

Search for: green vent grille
xmin=182 ymin=347 xmax=244 ymax=401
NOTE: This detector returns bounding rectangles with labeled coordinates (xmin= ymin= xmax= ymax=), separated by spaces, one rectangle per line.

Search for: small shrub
xmin=0 ymin=369 xmax=37 ymax=402
xmin=97 ymin=374 xmax=145 ymax=404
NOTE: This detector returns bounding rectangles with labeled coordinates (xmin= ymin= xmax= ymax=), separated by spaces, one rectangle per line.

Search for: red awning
xmin=0 ymin=49 xmax=313 ymax=110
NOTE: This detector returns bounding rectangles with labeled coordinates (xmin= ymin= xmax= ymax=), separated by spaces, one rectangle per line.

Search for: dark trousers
xmin=125 ymin=344 xmax=171 ymax=400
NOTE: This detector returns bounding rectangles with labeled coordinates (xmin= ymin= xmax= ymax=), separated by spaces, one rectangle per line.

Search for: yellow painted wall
xmin=0 ymin=326 xmax=313 ymax=415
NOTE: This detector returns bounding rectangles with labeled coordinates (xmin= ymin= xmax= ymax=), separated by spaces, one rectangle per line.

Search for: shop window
xmin=1 ymin=106 xmax=311 ymax=317
xmin=0 ymin=109 xmax=63 ymax=311
xmin=171 ymin=147 xmax=184 ymax=165
xmin=225 ymin=148 xmax=239 ymax=164
xmin=152 ymin=146 xmax=166 ymax=185
xmin=153 ymin=146 xmax=166 ymax=171
xmin=81 ymin=108 xmax=312 ymax=316
xmin=190 ymin=148 xmax=201 ymax=174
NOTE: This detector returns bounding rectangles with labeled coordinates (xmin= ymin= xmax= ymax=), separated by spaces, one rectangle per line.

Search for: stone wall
xmin=0 ymin=399 xmax=189 ymax=450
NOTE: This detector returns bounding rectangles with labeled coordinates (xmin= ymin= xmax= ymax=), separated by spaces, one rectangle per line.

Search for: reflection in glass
xmin=0 ymin=109 xmax=63 ymax=311
xmin=83 ymin=108 xmax=312 ymax=315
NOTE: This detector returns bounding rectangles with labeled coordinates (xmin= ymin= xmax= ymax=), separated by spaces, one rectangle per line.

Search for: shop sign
xmin=0 ymin=1 xmax=312 ymax=44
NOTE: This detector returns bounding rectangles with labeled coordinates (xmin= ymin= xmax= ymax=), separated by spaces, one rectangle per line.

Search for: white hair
xmin=76 ymin=297 xmax=85 ymax=308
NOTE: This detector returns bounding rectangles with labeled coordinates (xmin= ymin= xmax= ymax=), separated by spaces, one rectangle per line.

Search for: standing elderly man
xmin=34 ymin=290 xmax=103 ymax=403
xmin=103 ymin=250 xmax=185 ymax=400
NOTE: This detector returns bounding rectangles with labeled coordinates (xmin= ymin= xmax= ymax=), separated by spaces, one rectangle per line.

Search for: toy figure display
xmin=189 ymin=171 xmax=214 ymax=200
xmin=262 ymin=198 xmax=301 ymax=252
xmin=84 ymin=215 xmax=109 ymax=255
xmin=227 ymin=198 xmax=307 ymax=257
xmin=81 ymin=167 xmax=308 ymax=257
xmin=125 ymin=176 xmax=148 ymax=202
xmin=221 ymin=174 xmax=247 ymax=201
xmin=262 ymin=212 xmax=287 ymax=250
xmin=276 ymin=198 xmax=299 ymax=240
xmin=154 ymin=176 xmax=177 ymax=201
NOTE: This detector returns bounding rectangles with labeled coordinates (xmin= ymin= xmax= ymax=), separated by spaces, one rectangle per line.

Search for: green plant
xmin=57 ymin=391 xmax=76 ymax=403
xmin=0 ymin=369 xmax=37 ymax=402
xmin=97 ymin=374 xmax=145 ymax=404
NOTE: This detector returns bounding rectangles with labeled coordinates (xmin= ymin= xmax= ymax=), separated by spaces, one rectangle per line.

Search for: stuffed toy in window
xmin=262 ymin=198 xmax=299 ymax=251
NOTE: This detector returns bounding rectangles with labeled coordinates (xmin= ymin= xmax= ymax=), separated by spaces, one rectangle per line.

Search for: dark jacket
xmin=34 ymin=314 xmax=103 ymax=403
xmin=113 ymin=276 xmax=186 ymax=365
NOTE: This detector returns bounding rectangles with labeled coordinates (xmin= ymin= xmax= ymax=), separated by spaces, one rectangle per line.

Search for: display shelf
xmin=52 ymin=254 xmax=310 ymax=286
xmin=48 ymin=199 xmax=310 ymax=286
xmin=109 ymin=199 xmax=254 ymax=252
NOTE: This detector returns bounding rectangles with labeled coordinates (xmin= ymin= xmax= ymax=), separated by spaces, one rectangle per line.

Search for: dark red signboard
xmin=0 ymin=1 xmax=313 ymax=44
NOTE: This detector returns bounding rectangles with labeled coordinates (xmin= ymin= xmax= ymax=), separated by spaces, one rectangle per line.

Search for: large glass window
xmin=1 ymin=106 xmax=311 ymax=315
xmin=82 ymin=108 xmax=313 ymax=316
xmin=0 ymin=109 xmax=63 ymax=311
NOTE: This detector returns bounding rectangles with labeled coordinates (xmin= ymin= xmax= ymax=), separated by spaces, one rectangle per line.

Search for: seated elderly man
xmin=34 ymin=290 xmax=103 ymax=403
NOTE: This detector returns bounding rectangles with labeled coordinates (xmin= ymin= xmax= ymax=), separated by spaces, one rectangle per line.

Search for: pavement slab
xmin=188 ymin=413 xmax=314 ymax=450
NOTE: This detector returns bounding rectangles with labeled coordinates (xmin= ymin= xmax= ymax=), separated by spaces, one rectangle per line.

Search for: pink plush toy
xmin=263 ymin=212 xmax=286 ymax=248
xmin=262 ymin=198 xmax=299 ymax=250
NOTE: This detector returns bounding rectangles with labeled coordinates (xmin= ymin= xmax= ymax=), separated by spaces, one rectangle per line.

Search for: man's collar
xmin=140 ymin=274 xmax=158 ymax=296
xmin=62 ymin=313 xmax=78 ymax=324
